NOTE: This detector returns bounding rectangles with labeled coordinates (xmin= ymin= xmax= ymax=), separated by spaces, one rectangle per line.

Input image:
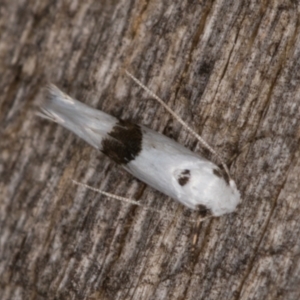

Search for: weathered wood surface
xmin=1 ymin=1 xmax=300 ymax=299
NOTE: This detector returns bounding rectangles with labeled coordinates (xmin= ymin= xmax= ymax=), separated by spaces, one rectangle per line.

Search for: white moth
xmin=38 ymin=72 xmax=240 ymax=217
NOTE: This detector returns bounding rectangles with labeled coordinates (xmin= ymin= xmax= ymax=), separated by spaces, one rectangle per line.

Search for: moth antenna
xmin=72 ymin=180 xmax=196 ymax=223
xmin=125 ymin=70 xmax=231 ymax=179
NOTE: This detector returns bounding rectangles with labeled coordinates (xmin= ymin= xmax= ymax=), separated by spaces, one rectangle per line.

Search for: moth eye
xmin=177 ymin=169 xmax=191 ymax=186
xmin=213 ymin=168 xmax=230 ymax=185
xmin=196 ymin=204 xmax=212 ymax=218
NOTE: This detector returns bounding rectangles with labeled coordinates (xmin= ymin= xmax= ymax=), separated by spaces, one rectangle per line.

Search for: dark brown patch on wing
xmin=196 ymin=204 xmax=212 ymax=218
xmin=177 ymin=169 xmax=191 ymax=186
xmin=101 ymin=119 xmax=142 ymax=165
xmin=213 ymin=168 xmax=230 ymax=185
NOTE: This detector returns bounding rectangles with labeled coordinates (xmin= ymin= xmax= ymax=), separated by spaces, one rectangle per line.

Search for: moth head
xmin=173 ymin=164 xmax=241 ymax=216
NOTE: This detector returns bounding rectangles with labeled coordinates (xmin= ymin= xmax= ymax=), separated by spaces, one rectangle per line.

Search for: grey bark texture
xmin=1 ymin=0 xmax=300 ymax=299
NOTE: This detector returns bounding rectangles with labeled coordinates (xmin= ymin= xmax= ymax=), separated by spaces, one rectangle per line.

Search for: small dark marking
xmin=213 ymin=168 xmax=230 ymax=185
xmin=198 ymin=61 xmax=213 ymax=76
xmin=177 ymin=169 xmax=191 ymax=186
xmin=101 ymin=119 xmax=142 ymax=165
xmin=196 ymin=204 xmax=212 ymax=218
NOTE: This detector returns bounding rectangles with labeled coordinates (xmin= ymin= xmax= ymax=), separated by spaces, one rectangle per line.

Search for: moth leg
xmin=191 ymin=205 xmax=212 ymax=257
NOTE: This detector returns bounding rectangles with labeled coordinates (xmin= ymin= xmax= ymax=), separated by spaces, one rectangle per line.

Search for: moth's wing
xmin=39 ymin=84 xmax=117 ymax=149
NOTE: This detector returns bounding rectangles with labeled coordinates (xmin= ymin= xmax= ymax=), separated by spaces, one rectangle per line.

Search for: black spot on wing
xmin=101 ymin=119 xmax=142 ymax=165
xmin=177 ymin=169 xmax=191 ymax=186
xmin=213 ymin=168 xmax=230 ymax=185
